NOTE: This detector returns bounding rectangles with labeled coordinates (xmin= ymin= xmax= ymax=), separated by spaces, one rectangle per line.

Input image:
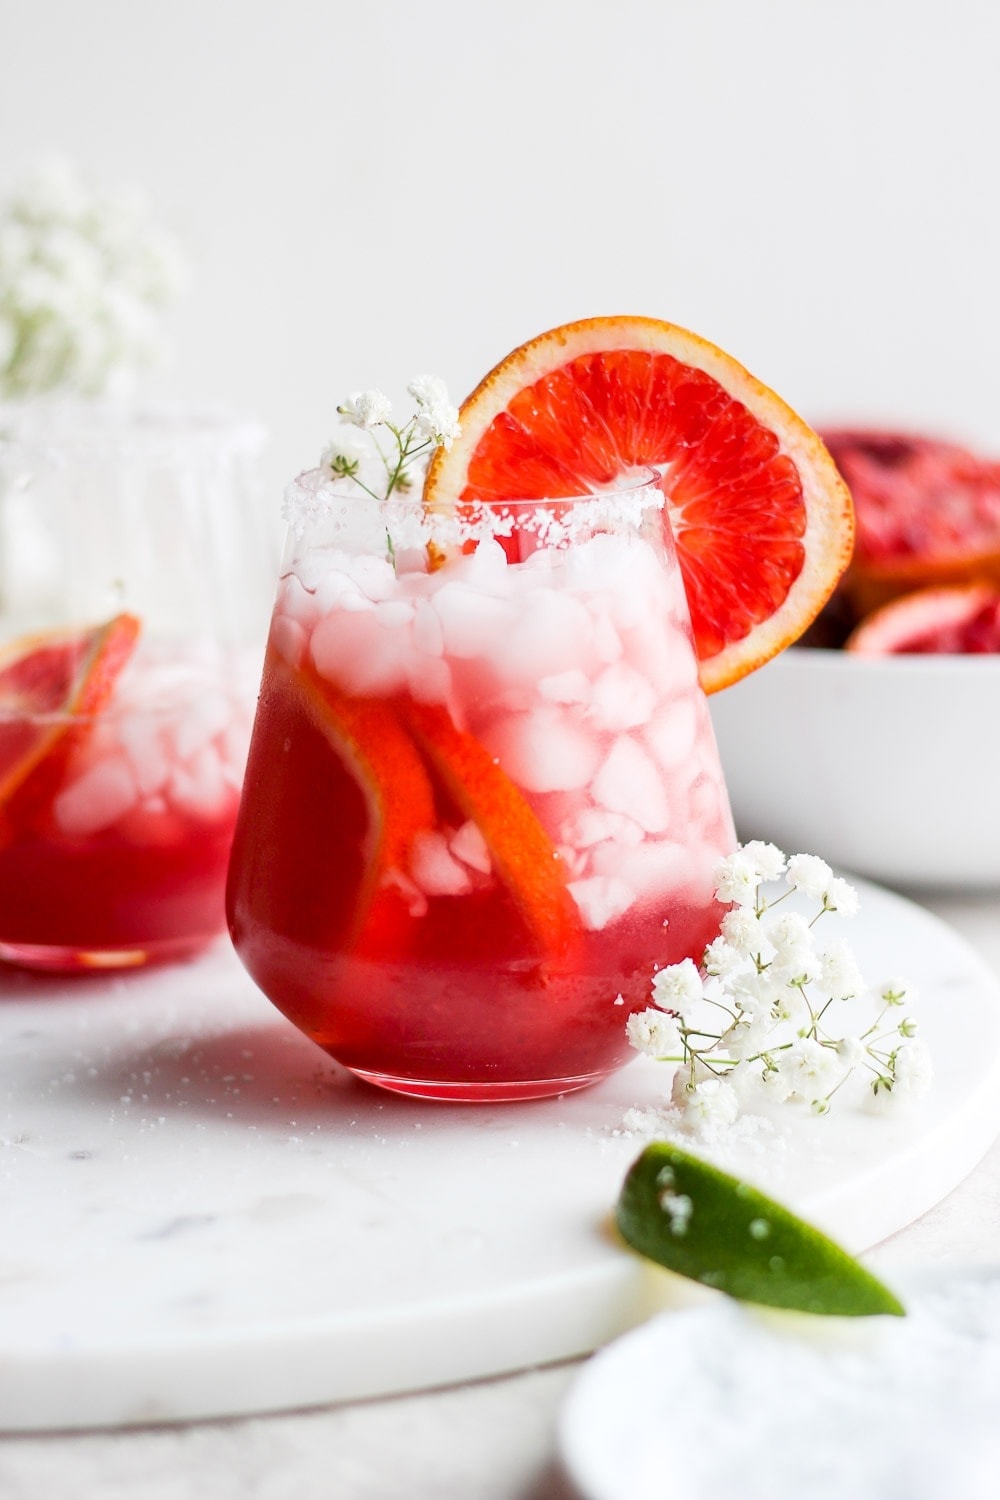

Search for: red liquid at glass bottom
xmin=227 ymin=660 xmax=727 ymax=1102
xmin=0 ymin=819 xmax=237 ymax=972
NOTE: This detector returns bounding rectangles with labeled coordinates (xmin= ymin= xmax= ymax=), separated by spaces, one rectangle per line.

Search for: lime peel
xmin=616 ymin=1142 xmax=905 ymax=1318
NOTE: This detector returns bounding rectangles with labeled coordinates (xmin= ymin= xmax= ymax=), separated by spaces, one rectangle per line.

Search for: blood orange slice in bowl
xmin=822 ymin=428 xmax=1000 ymax=616
xmin=424 ymin=316 xmax=855 ymax=694
xmin=845 ymin=583 xmax=1000 ymax=655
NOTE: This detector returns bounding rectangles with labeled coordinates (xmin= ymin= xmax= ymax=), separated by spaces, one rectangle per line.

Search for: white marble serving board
xmin=2 ymin=880 xmax=999 ymax=1432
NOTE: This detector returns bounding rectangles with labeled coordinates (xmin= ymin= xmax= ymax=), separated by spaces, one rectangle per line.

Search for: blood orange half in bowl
xmin=708 ymin=646 xmax=1000 ymax=889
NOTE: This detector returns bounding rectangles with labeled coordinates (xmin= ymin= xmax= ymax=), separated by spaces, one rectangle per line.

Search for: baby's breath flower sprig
xmin=320 ymin=374 xmax=461 ymax=504
xmin=625 ymin=842 xmax=930 ymax=1136
xmin=0 ymin=157 xmax=187 ymax=400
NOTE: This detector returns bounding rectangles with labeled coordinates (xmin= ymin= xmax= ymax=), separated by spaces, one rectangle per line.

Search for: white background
xmin=2 ymin=0 xmax=999 ymax=501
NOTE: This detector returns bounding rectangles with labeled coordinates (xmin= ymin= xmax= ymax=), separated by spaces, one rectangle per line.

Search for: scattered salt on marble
xmin=593 ymin=1273 xmax=1000 ymax=1500
xmin=613 ymin=1105 xmax=786 ymax=1180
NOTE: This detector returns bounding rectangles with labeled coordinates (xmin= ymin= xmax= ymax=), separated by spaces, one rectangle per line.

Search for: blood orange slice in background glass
xmin=0 ymin=612 xmax=141 ymax=834
xmin=424 ymin=316 xmax=855 ymax=693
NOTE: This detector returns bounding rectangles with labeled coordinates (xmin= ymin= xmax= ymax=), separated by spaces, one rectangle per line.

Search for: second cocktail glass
xmin=227 ymin=469 xmax=735 ymax=1100
xmin=0 ymin=401 xmax=275 ymax=971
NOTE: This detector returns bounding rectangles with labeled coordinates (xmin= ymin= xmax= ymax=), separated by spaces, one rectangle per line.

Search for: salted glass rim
xmin=287 ymin=461 xmax=662 ymax=509
xmin=283 ymin=464 xmax=665 ymax=551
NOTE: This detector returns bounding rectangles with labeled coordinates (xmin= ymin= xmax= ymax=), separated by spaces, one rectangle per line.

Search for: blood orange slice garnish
xmin=822 ymin=428 xmax=1000 ymax=614
xmin=0 ymin=612 xmax=141 ymax=818
xmin=845 ymin=584 xmax=1000 ymax=655
xmin=400 ymin=700 xmax=582 ymax=959
xmin=423 ymin=317 xmax=854 ymax=693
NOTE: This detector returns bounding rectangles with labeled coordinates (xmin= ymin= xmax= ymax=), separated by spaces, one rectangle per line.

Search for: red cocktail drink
xmin=0 ymin=637 xmax=253 ymax=970
xmin=228 ymin=477 xmax=735 ymax=1099
xmin=0 ymin=401 xmax=274 ymax=972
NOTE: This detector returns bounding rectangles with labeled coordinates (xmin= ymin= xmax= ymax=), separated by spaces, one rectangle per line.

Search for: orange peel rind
xmin=298 ymin=663 xmax=438 ymax=953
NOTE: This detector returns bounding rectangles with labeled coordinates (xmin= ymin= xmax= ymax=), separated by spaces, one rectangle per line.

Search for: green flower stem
xmin=377 ymin=420 xmax=436 ymax=498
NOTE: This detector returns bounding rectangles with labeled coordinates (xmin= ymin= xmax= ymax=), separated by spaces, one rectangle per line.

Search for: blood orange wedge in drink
xmin=229 ymin=654 xmax=581 ymax=970
xmin=227 ymin=650 xmax=433 ymax=969
xmin=0 ymin=612 xmax=140 ymax=832
xmin=822 ymin=429 xmax=1000 ymax=615
xmin=401 ymin=699 xmax=581 ymax=960
xmin=845 ymin=583 xmax=1000 ymax=655
xmin=0 ymin=610 xmax=253 ymax=971
xmin=299 ymin=659 xmax=438 ymax=955
xmin=424 ymin=316 xmax=854 ymax=693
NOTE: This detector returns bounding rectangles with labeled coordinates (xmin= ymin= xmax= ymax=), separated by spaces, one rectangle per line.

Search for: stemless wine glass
xmin=0 ymin=400 xmax=276 ymax=971
xmin=226 ymin=469 xmax=736 ymax=1101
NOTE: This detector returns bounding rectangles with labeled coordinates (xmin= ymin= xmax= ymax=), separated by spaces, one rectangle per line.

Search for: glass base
xmin=0 ymin=933 xmax=218 ymax=975
xmin=347 ymin=1066 xmax=615 ymax=1103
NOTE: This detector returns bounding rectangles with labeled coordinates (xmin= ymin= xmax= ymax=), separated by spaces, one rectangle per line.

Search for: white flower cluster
xmin=316 ymin=374 xmax=462 ymax=508
xmin=626 ymin=842 xmax=931 ymax=1135
xmin=0 ymin=158 xmax=187 ymax=399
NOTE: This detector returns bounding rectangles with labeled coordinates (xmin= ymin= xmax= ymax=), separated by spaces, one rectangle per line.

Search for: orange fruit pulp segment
xmin=0 ymin=612 xmax=141 ymax=820
xmin=424 ymin=317 xmax=854 ymax=693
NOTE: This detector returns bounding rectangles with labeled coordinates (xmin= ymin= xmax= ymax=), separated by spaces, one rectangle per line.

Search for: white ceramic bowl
xmin=559 ymin=1265 xmax=1000 ymax=1500
xmin=708 ymin=647 xmax=1000 ymax=890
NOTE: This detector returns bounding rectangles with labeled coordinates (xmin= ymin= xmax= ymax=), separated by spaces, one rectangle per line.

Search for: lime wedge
xmin=616 ymin=1143 xmax=904 ymax=1317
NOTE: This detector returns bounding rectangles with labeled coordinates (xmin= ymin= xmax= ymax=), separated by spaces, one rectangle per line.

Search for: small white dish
xmin=709 ymin=647 xmax=1000 ymax=889
xmin=559 ymin=1263 xmax=1000 ymax=1500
